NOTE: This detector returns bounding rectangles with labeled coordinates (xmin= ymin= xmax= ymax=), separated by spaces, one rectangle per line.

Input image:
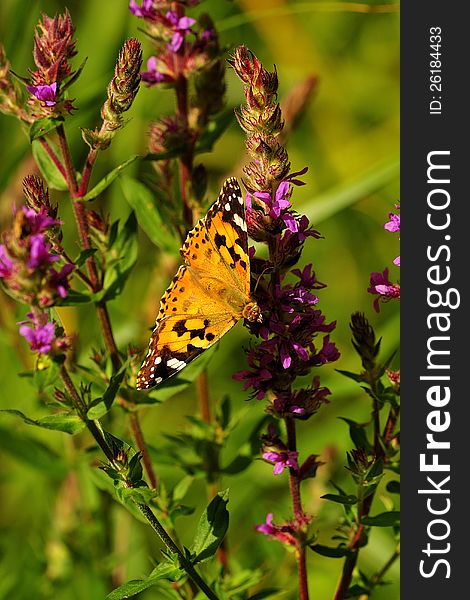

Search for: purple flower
xmin=256 ymin=513 xmax=297 ymax=546
xmin=384 ymin=211 xmax=400 ymax=233
xmin=166 ymin=11 xmax=196 ymax=53
xmin=26 ymin=82 xmax=57 ymax=106
xmin=48 ymin=263 xmax=74 ymax=298
xmin=128 ymin=0 xmax=156 ymax=19
xmin=368 ymin=269 xmax=401 ymax=312
xmin=263 ymin=450 xmax=299 ymax=475
xmin=0 ymin=245 xmax=13 ymax=278
xmin=27 ymin=234 xmax=58 ymax=269
xmin=18 ymin=313 xmax=56 ymax=354
xmin=22 ymin=206 xmax=61 ymax=234
xmin=141 ymin=56 xmax=166 ymax=85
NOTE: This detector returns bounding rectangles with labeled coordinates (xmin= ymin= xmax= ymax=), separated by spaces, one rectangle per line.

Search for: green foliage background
xmin=0 ymin=1 xmax=399 ymax=598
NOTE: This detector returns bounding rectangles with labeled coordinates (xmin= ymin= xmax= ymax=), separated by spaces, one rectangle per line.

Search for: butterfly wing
xmin=136 ymin=265 xmax=240 ymax=390
xmin=136 ymin=177 xmax=251 ymax=391
xmin=181 ymin=177 xmax=250 ymax=296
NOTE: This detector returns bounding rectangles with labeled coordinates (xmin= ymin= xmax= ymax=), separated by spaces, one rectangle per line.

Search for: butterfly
xmin=136 ymin=177 xmax=262 ymax=391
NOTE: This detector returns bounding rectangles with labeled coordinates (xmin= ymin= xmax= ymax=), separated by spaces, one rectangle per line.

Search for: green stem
xmin=137 ymin=504 xmax=220 ymax=600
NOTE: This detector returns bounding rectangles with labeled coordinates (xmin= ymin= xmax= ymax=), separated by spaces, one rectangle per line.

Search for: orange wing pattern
xmin=136 ymin=177 xmax=255 ymax=391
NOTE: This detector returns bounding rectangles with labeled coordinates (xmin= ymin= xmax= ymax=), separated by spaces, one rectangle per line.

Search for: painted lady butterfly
xmin=136 ymin=177 xmax=262 ymax=391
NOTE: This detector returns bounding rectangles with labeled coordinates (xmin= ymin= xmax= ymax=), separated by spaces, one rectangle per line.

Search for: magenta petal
xmin=273 ymin=462 xmax=285 ymax=475
xmin=178 ymin=16 xmax=196 ymax=29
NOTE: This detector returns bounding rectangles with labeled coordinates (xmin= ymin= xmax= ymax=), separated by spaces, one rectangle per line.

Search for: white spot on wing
xmin=154 ymin=356 xmax=162 ymax=365
xmin=233 ymin=213 xmax=247 ymax=232
xmin=224 ymin=202 xmax=230 ymax=211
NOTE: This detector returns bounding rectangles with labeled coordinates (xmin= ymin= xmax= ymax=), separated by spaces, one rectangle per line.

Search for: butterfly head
xmin=243 ymin=301 xmax=262 ymax=323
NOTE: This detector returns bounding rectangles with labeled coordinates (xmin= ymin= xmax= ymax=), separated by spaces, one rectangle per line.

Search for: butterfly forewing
xmin=136 ymin=178 xmax=252 ymax=391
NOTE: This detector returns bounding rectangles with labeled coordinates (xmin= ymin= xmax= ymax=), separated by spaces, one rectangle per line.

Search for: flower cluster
xmin=129 ymin=0 xmax=225 ymax=206
xmin=0 ymin=177 xmax=73 ymax=357
xmin=0 ymin=177 xmax=73 ymax=309
xmin=230 ymin=46 xmax=339 ymax=548
xmin=368 ymin=204 xmax=400 ymax=312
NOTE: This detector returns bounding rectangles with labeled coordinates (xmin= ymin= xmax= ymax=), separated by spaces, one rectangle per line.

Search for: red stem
xmin=285 ymin=417 xmax=309 ymax=600
xmin=56 ymin=124 xmax=158 ymax=488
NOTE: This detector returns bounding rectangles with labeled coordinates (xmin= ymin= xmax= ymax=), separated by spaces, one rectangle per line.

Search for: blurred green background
xmin=0 ymin=1 xmax=399 ymax=599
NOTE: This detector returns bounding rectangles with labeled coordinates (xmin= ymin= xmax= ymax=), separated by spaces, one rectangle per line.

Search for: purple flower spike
xmin=26 ymin=82 xmax=57 ymax=106
xmin=0 ymin=245 xmax=13 ymax=278
xmin=19 ymin=314 xmax=56 ymax=354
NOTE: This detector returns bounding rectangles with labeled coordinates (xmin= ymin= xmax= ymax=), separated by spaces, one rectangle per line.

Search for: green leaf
xmin=191 ymin=489 xmax=229 ymax=564
xmin=56 ymin=289 xmax=93 ymax=306
xmin=362 ymin=511 xmax=400 ymax=527
xmin=87 ymin=363 xmax=128 ymax=419
xmin=120 ymin=176 xmax=179 ymax=253
xmin=310 ymin=544 xmax=350 ymax=558
xmin=29 ymin=116 xmax=64 ymax=142
xmin=32 ymin=139 xmax=68 ymax=190
xmin=336 ymin=369 xmax=364 ymax=383
xmin=339 ymin=417 xmax=373 ymax=452
xmin=99 ymin=212 xmax=138 ymax=302
xmin=172 ymin=475 xmax=194 ymax=502
xmin=75 ymin=248 xmax=97 ymax=267
xmin=62 ymin=57 xmax=88 ymax=92
xmin=195 ymin=109 xmax=234 ymax=154
xmin=302 ymin=157 xmax=400 ymax=224
xmin=79 ymin=155 xmax=139 ymax=201
xmin=321 ymin=493 xmax=358 ymax=505
xmin=0 ymin=409 xmax=85 ymax=435
xmin=105 ymin=563 xmax=181 ymax=600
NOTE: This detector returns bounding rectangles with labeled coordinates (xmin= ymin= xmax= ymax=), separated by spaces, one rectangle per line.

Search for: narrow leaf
xmin=29 ymin=116 xmax=64 ymax=142
xmin=105 ymin=563 xmax=181 ymax=600
xmin=0 ymin=409 xmax=85 ymax=435
xmin=86 ymin=363 xmax=127 ymax=420
xmin=362 ymin=511 xmax=400 ymax=527
xmin=32 ymin=139 xmax=68 ymax=190
xmin=79 ymin=155 xmax=139 ymax=201
xmin=321 ymin=493 xmax=358 ymax=505
xmin=191 ymin=489 xmax=229 ymax=564
xmin=99 ymin=212 xmax=138 ymax=302
xmin=310 ymin=544 xmax=350 ymax=558
xmin=120 ymin=176 xmax=179 ymax=253
xmin=57 ymin=289 xmax=93 ymax=306
xmin=75 ymin=248 xmax=97 ymax=267
xmin=195 ymin=109 xmax=234 ymax=154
